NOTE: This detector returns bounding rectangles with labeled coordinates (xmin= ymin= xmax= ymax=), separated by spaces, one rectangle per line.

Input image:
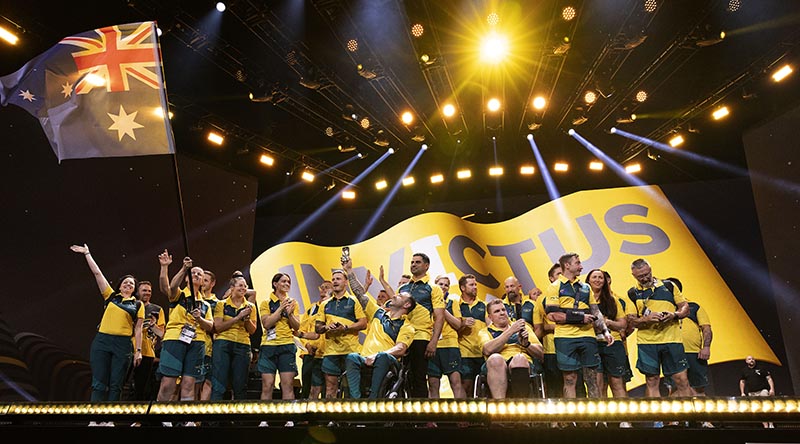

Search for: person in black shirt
xmin=740 ymin=355 xmax=775 ymax=428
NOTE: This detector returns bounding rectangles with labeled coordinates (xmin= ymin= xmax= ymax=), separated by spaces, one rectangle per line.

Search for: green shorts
xmin=159 ymin=340 xmax=205 ymax=379
xmin=258 ymin=344 xmax=298 ymax=375
xmin=676 ymin=352 xmax=708 ymax=388
xmin=636 ymin=343 xmax=688 ymax=377
xmin=427 ymin=347 xmax=462 ymax=378
xmin=322 ymin=354 xmax=348 ymax=376
xmin=597 ymin=340 xmax=632 ymax=378
xmin=554 ymin=337 xmax=600 ymax=371
xmin=460 ymin=357 xmax=485 ymax=380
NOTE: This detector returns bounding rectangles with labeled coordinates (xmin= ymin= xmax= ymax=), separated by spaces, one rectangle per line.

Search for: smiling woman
xmin=69 ymin=243 xmax=144 ymax=407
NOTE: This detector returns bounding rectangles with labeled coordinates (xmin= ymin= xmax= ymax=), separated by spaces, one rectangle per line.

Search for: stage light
xmin=338 ymin=145 xmax=356 ymax=153
xmin=153 ymin=107 xmax=173 ymax=119
xmin=567 ymin=129 xmax=576 ymax=136
xmin=487 ymin=98 xmax=501 ymax=112
xmin=388 ymin=148 xmax=395 ymax=154
xmin=487 ymin=13 xmax=500 ymax=27
xmin=488 ymin=166 xmax=504 ymax=177
xmin=342 ymin=190 xmax=356 ymax=200
xmin=520 ymin=165 xmax=535 ymax=175
xmin=480 ymin=33 xmax=509 ymax=64
xmin=727 ymin=0 xmax=741 ymax=12
xmin=712 ymin=106 xmax=730 ymax=120
xmin=411 ymin=23 xmax=424 ymax=38
xmin=402 ymin=176 xmax=415 ymax=186
xmin=668 ymin=134 xmax=684 ymax=147
xmin=589 ymin=161 xmax=604 ymax=171
xmin=375 ymin=180 xmax=388 ymax=190
xmin=635 ymin=90 xmax=648 ymax=102
xmin=359 ymin=117 xmax=370 ymax=129
xmin=610 ymin=127 xmax=617 ymax=134
xmin=644 ymin=0 xmax=657 ymax=13
xmin=260 ymin=154 xmax=274 ymax=166
xmin=0 ymin=25 xmax=19 ymax=45
xmin=442 ymin=104 xmax=456 ymax=117
xmin=532 ymin=96 xmax=547 ymax=110
xmin=562 ymin=6 xmax=577 ymax=21
xmin=216 ymin=2 xmax=226 ymax=12
xmin=625 ymin=163 xmax=642 ymax=174
xmin=347 ymin=39 xmax=358 ymax=52
xmin=207 ymin=131 xmax=224 ymax=145
xmin=554 ymin=162 xmax=569 ymax=172
xmin=401 ymin=111 xmax=414 ymax=125
xmin=301 ymin=170 xmax=315 ymax=182
xmin=526 ymin=134 xmax=534 ymax=141
xmin=430 ymin=174 xmax=444 ymax=184
xmin=456 ymin=169 xmax=472 ymax=179
xmin=325 ymin=127 xmax=335 ymax=137
xmin=584 ymin=91 xmax=597 ymax=104
xmin=772 ymin=64 xmax=793 ymax=82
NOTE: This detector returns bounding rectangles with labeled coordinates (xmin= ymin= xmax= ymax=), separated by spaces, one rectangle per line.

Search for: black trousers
xmin=407 ymin=340 xmax=429 ymax=398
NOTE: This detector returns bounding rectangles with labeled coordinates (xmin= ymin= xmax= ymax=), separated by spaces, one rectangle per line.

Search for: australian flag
xmin=0 ymin=22 xmax=175 ymax=162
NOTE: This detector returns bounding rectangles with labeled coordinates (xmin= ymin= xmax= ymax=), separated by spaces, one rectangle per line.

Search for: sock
xmin=510 ymin=368 xmax=529 ymax=398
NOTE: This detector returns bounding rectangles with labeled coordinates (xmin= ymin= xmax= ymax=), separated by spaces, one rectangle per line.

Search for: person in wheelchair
xmin=479 ymin=299 xmax=544 ymax=398
xmin=341 ymin=256 xmax=417 ymax=398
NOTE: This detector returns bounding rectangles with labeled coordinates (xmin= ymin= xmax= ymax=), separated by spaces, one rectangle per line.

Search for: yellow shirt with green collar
xmin=98 ymin=286 xmax=144 ymax=336
xmin=300 ymin=300 xmax=326 ymax=358
xmin=681 ymin=301 xmax=711 ymax=353
xmin=592 ymin=293 xmax=626 ymax=342
xmin=454 ymin=295 xmax=487 ymax=359
xmin=533 ymin=297 xmax=556 ymax=354
xmin=437 ymin=297 xmax=461 ymax=349
xmin=260 ymin=292 xmax=300 ymax=347
xmin=478 ymin=323 xmax=541 ymax=363
xmin=164 ymin=287 xmax=212 ymax=342
xmin=139 ymin=304 xmax=165 ymax=358
xmin=214 ymin=296 xmax=258 ymax=346
xmin=316 ymin=292 xmax=365 ymax=355
xmin=544 ymin=275 xmax=595 ymax=339
xmin=398 ymin=274 xmax=445 ymax=342
xmin=360 ymin=298 xmax=415 ymax=357
xmin=627 ymin=279 xmax=687 ymax=344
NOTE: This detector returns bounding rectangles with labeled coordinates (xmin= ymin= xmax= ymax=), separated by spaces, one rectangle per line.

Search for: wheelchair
xmin=338 ymin=357 xmax=410 ymax=399
xmin=473 ymin=361 xmax=546 ymax=398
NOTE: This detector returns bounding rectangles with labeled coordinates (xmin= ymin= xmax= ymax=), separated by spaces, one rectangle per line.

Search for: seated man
xmin=342 ymin=257 xmax=416 ymax=398
xmin=480 ymin=299 xmax=544 ymax=398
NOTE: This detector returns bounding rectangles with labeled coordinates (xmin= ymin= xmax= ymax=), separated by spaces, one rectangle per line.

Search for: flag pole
xmin=170 ymin=152 xmax=198 ymax=309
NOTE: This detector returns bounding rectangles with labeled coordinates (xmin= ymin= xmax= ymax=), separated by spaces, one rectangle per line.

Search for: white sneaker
xmin=619 ymin=421 xmax=633 ymax=428
xmin=162 ymin=422 xmax=173 ymax=427
xmin=284 ymin=421 xmax=294 ymax=428
xmin=88 ymin=421 xmax=101 ymax=427
xmin=258 ymin=421 xmax=269 ymax=427
xmin=184 ymin=421 xmax=197 ymax=427
xmin=700 ymin=421 xmax=714 ymax=428
xmin=103 ymin=422 xmax=115 ymax=427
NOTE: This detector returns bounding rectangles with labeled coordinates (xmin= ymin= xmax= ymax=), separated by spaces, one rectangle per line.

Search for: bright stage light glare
xmin=216 ymin=2 xmax=226 ymax=12
xmin=153 ymin=107 xmax=173 ymax=119
xmin=480 ymin=33 xmax=509 ymax=64
xmin=487 ymin=98 xmax=501 ymax=112
xmin=0 ymin=25 xmax=19 ymax=45
xmin=669 ymin=134 xmax=685 ymax=147
xmin=360 ymin=117 xmax=370 ymax=129
xmin=554 ymin=162 xmax=569 ymax=172
xmin=568 ymin=129 xmax=575 ymax=136
xmin=562 ymin=6 xmax=577 ymax=21
xmin=421 ymin=144 xmax=428 ymax=151
xmin=375 ymin=180 xmax=388 ymax=190
xmin=520 ymin=165 xmax=535 ymax=175
xmin=589 ymin=161 xmax=604 ymax=171
xmin=207 ymin=131 xmax=224 ymax=145
xmin=488 ymin=166 xmax=504 ymax=177
xmin=85 ymin=73 xmax=106 ymax=87
xmin=342 ymin=190 xmax=356 ymax=200
xmin=532 ymin=96 xmax=547 ymax=110
xmin=584 ymin=91 xmax=597 ymax=104
xmin=636 ymin=90 xmax=648 ymax=102
xmin=487 ymin=13 xmax=500 ymax=27
xmin=347 ymin=39 xmax=358 ymax=52
xmin=442 ymin=104 xmax=456 ymax=117
xmin=430 ymin=174 xmax=444 ymax=184
xmin=401 ymin=111 xmax=414 ymax=125
xmin=526 ymin=134 xmax=533 ymax=141
xmin=388 ymin=148 xmax=395 ymax=154
xmin=625 ymin=163 xmax=642 ymax=173
xmin=772 ymin=64 xmax=793 ymax=82
xmin=456 ymin=169 xmax=472 ymax=179
xmin=301 ymin=170 xmax=315 ymax=182
xmin=610 ymin=127 xmax=617 ymax=134
xmin=260 ymin=154 xmax=274 ymax=166
xmin=402 ymin=176 xmax=415 ymax=186
xmin=712 ymin=106 xmax=730 ymax=120
xmin=411 ymin=23 xmax=424 ymax=38
xmin=644 ymin=0 xmax=657 ymax=13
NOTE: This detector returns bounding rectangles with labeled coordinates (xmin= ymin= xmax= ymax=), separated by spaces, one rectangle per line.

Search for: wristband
xmin=565 ymin=310 xmax=585 ymax=324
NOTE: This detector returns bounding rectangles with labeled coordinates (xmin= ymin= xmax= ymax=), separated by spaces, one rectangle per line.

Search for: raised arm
xmin=378 ymin=265 xmax=395 ymax=297
xmin=168 ymin=257 xmax=193 ymax=300
xmin=158 ymin=250 xmax=172 ymax=298
xmin=70 ymin=244 xmax=110 ymax=294
xmin=343 ymin=258 xmax=369 ymax=308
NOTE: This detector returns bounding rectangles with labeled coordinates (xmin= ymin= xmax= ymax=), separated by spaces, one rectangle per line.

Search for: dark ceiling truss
xmin=518 ymin=0 xmax=583 ymax=133
xmin=620 ymin=28 xmax=800 ymax=162
xmin=310 ymin=0 xmax=430 ymax=150
xmin=553 ymin=0 xmax=664 ymax=131
xmin=400 ymin=0 xmax=468 ymax=138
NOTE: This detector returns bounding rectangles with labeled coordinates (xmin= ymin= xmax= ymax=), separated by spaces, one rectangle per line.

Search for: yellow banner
xmin=251 ymin=185 xmax=779 ymax=389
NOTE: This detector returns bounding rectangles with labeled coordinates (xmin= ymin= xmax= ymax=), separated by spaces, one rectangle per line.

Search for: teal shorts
xmin=636 ymin=343 xmax=688 ymax=377
xmin=460 ymin=357 xmax=485 ymax=380
xmin=258 ymin=344 xmax=298 ymax=375
xmin=597 ymin=340 xmax=632 ymax=378
xmin=322 ymin=354 xmax=348 ymax=376
xmin=677 ymin=352 xmax=708 ymax=388
xmin=554 ymin=337 xmax=600 ymax=371
xmin=427 ymin=347 xmax=462 ymax=378
xmin=159 ymin=339 xmax=205 ymax=379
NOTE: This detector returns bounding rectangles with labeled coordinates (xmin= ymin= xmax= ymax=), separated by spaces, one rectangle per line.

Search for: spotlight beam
xmin=279 ymin=151 xmax=393 ymax=243
xmin=611 ymin=127 xmax=800 ymax=195
xmin=569 ymin=130 xmax=647 ymax=188
xmin=527 ymin=135 xmax=560 ymax=200
xmin=492 ymin=137 xmax=503 ymax=214
xmin=258 ymin=155 xmax=361 ymax=206
xmin=355 ymin=146 xmax=427 ymax=243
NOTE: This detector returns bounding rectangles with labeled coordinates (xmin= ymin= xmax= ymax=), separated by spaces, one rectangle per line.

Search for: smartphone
xmin=341 ymin=246 xmax=350 ymax=263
